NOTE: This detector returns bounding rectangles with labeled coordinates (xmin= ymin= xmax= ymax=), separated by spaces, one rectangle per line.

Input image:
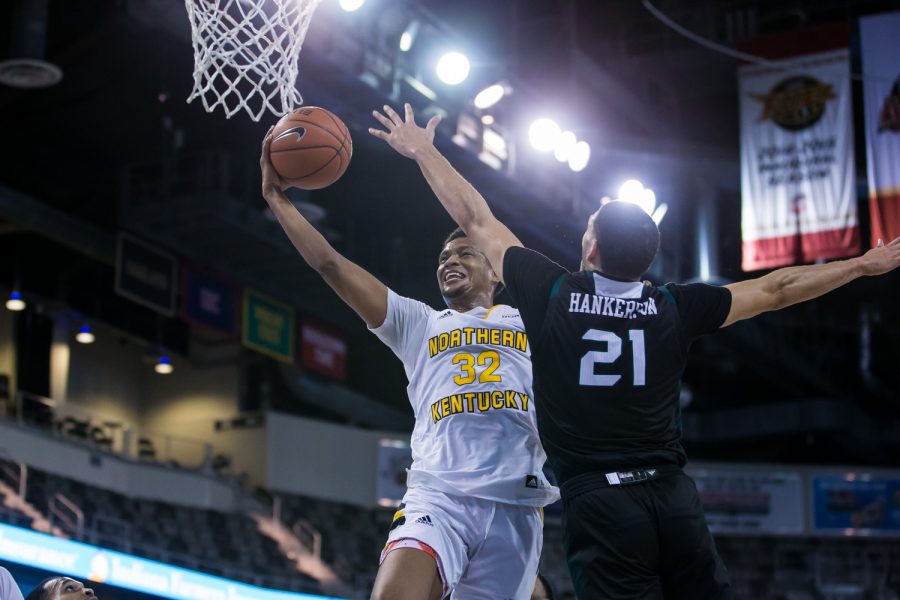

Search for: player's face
xmin=580 ymin=210 xmax=600 ymax=270
xmin=437 ymin=238 xmax=497 ymax=300
xmin=56 ymin=578 xmax=96 ymax=600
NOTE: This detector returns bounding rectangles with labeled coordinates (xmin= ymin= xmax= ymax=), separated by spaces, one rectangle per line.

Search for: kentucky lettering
xmin=431 ymin=390 xmax=531 ymax=423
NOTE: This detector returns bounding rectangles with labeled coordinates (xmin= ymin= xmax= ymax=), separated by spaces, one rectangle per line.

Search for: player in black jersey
xmin=370 ymin=104 xmax=900 ymax=599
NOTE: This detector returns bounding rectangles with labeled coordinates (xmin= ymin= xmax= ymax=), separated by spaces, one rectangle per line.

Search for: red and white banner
xmin=301 ymin=321 xmax=347 ymax=381
xmin=861 ymin=12 xmax=900 ymax=246
xmin=740 ymin=49 xmax=859 ymax=270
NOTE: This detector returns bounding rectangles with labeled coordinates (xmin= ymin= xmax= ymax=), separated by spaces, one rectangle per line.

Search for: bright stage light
xmin=339 ymin=0 xmax=365 ymax=12
xmin=155 ymin=356 xmax=174 ymax=375
xmin=554 ymin=131 xmax=577 ymax=162
xmin=568 ymin=141 xmax=591 ymax=172
xmin=528 ymin=118 xmax=561 ymax=152
xmin=5 ymin=291 xmax=25 ymax=312
xmin=75 ymin=324 xmax=95 ymax=345
xmin=474 ymin=84 xmax=506 ymax=109
xmin=399 ymin=21 xmax=419 ymax=52
xmin=618 ymin=179 xmax=645 ymax=204
xmin=436 ymin=52 xmax=470 ymax=85
xmin=481 ymin=115 xmax=495 ymax=125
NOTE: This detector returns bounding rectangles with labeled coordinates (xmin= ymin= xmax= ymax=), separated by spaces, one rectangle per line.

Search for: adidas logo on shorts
xmin=415 ymin=515 xmax=434 ymax=526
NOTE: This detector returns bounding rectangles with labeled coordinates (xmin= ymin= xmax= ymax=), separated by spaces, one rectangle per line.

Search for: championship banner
xmin=242 ymin=289 xmax=295 ymax=363
xmin=860 ymin=12 xmax=900 ymax=246
xmin=740 ymin=49 xmax=858 ymax=270
xmin=689 ymin=467 xmax=805 ymax=535
xmin=301 ymin=321 xmax=347 ymax=381
xmin=811 ymin=475 xmax=900 ymax=536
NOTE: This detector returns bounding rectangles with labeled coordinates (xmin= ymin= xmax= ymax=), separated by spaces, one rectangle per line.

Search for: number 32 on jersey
xmin=579 ymin=329 xmax=646 ymax=387
xmin=452 ymin=351 xmax=502 ymax=385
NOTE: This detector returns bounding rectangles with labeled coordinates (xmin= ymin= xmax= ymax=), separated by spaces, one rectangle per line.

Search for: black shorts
xmin=561 ymin=469 xmax=731 ymax=600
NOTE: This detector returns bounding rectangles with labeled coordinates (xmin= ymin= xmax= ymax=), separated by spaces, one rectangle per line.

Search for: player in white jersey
xmin=259 ymin=128 xmax=558 ymax=599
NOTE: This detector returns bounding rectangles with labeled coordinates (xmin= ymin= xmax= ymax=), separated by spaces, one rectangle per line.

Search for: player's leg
xmin=562 ymin=487 xmax=663 ymax=599
xmin=372 ymin=487 xmax=475 ymax=600
xmin=655 ymin=471 xmax=732 ymax=599
xmin=451 ymin=502 xmax=543 ymax=599
xmin=371 ymin=547 xmax=444 ymax=600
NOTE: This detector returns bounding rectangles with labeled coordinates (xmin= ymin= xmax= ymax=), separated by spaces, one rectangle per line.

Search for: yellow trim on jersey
xmin=483 ymin=305 xmax=502 ymax=320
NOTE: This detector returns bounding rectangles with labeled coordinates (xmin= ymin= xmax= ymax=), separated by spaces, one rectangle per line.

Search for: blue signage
xmin=181 ymin=266 xmax=238 ymax=335
xmin=812 ymin=475 xmax=900 ymax=535
xmin=0 ymin=522 xmax=344 ymax=600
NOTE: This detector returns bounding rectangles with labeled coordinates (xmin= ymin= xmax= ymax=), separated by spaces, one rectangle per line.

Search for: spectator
xmin=0 ymin=567 xmax=25 ymax=600
xmin=24 ymin=577 xmax=95 ymax=600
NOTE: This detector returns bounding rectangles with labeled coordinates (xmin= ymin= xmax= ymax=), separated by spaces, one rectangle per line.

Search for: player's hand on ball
xmin=260 ymin=126 xmax=290 ymax=194
xmin=369 ymin=103 xmax=441 ymax=159
xmin=858 ymin=236 xmax=900 ymax=276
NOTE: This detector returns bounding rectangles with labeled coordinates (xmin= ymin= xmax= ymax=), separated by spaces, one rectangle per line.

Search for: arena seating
xmin=0 ymin=459 xmax=323 ymax=595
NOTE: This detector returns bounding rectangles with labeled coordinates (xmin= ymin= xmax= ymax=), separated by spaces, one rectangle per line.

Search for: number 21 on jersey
xmin=579 ymin=329 xmax=646 ymax=387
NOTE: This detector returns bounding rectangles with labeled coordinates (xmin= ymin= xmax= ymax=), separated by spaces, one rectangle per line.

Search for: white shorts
xmin=380 ymin=486 xmax=543 ymax=600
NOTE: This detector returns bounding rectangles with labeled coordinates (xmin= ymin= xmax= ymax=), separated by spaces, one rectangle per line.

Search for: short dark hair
xmin=26 ymin=577 xmax=63 ymax=600
xmin=593 ymin=201 xmax=660 ymax=280
xmin=441 ymin=227 xmax=467 ymax=248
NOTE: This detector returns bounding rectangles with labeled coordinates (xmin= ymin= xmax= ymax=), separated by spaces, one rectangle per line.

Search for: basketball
xmin=269 ymin=106 xmax=353 ymax=190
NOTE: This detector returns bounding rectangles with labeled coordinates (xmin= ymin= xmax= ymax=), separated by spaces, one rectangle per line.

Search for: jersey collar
xmin=591 ymin=272 xmax=645 ymax=299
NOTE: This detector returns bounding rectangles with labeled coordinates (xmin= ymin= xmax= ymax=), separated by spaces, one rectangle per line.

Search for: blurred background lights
xmin=528 ymin=118 xmax=561 ymax=152
xmin=474 ymin=84 xmax=506 ymax=109
xmin=554 ymin=131 xmax=577 ymax=162
xmin=339 ymin=0 xmax=365 ymax=12
xmin=568 ymin=140 xmax=591 ymax=172
xmin=75 ymin=324 xmax=95 ymax=344
xmin=155 ymin=356 xmax=174 ymax=375
xmin=617 ymin=179 xmax=668 ymax=224
xmin=435 ymin=52 xmax=470 ymax=85
xmin=5 ymin=291 xmax=25 ymax=311
xmin=399 ymin=21 xmax=418 ymax=52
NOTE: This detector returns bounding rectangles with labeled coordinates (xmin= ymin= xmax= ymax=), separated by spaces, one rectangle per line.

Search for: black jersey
xmin=503 ymin=247 xmax=732 ymax=487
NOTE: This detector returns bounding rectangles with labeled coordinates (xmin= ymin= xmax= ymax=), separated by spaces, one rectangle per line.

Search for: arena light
xmin=154 ymin=356 xmax=174 ymax=375
xmin=617 ymin=179 xmax=668 ymax=224
xmin=399 ymin=21 xmax=419 ymax=52
xmin=75 ymin=324 xmax=95 ymax=345
xmin=339 ymin=0 xmax=364 ymax=12
xmin=435 ymin=52 xmax=470 ymax=85
xmin=554 ymin=131 xmax=577 ymax=162
xmin=568 ymin=140 xmax=591 ymax=172
xmin=528 ymin=118 xmax=561 ymax=152
xmin=481 ymin=115 xmax=495 ymax=125
xmin=5 ymin=291 xmax=25 ymax=312
xmin=474 ymin=83 xmax=506 ymax=109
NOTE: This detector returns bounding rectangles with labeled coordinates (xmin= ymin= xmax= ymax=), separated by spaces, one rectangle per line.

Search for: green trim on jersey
xmin=658 ymin=285 xmax=676 ymax=305
xmin=549 ymin=274 xmax=566 ymax=300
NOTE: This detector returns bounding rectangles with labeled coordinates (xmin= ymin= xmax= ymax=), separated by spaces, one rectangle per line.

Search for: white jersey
xmin=371 ymin=289 xmax=559 ymax=506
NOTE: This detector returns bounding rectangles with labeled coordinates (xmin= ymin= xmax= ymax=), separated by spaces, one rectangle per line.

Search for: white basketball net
xmin=184 ymin=0 xmax=322 ymax=121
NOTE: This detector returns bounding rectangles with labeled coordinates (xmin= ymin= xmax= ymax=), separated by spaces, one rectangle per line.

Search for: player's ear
xmin=587 ymin=239 xmax=600 ymax=265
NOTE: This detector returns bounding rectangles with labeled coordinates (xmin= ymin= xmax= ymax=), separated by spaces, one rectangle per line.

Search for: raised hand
xmin=260 ymin=126 xmax=290 ymax=195
xmin=858 ymin=236 xmax=900 ymax=276
xmin=369 ymin=103 xmax=441 ymax=159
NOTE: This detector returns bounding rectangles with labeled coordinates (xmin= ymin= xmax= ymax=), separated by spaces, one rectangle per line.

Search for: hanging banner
xmin=740 ymin=49 xmax=859 ymax=270
xmin=301 ymin=321 xmax=347 ymax=381
xmin=180 ymin=266 xmax=238 ymax=335
xmin=242 ymin=290 xmax=295 ymax=363
xmin=114 ymin=233 xmax=178 ymax=316
xmin=690 ymin=467 xmax=805 ymax=535
xmin=860 ymin=12 xmax=900 ymax=246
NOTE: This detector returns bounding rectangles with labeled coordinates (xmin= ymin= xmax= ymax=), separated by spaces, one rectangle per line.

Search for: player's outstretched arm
xmin=260 ymin=128 xmax=388 ymax=328
xmin=722 ymin=237 xmax=900 ymax=327
xmin=369 ymin=103 xmax=522 ymax=283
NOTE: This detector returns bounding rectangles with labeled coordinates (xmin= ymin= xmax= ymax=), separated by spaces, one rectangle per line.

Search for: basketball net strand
xmin=184 ymin=0 xmax=323 ymax=121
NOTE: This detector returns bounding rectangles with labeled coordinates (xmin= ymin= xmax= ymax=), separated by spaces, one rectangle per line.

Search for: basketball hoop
xmin=184 ymin=0 xmax=323 ymax=121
